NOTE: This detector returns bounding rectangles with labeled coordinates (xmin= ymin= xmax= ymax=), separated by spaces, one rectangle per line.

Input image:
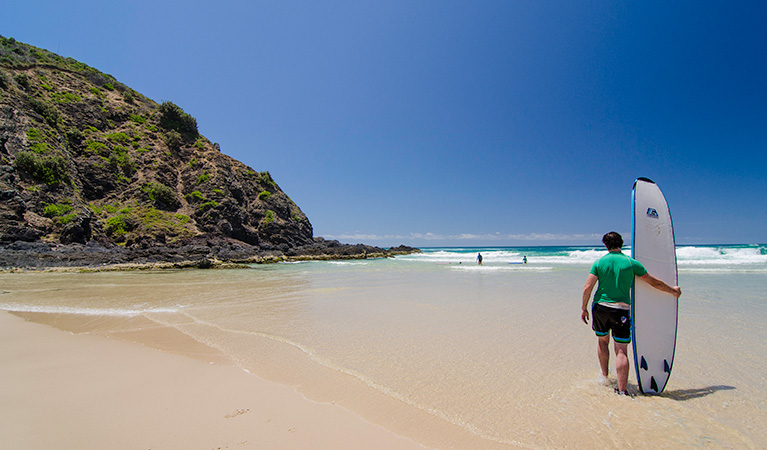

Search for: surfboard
xmin=631 ymin=177 xmax=678 ymax=395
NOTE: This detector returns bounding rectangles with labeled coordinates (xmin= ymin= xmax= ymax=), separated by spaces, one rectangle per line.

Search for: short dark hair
xmin=602 ymin=232 xmax=623 ymax=250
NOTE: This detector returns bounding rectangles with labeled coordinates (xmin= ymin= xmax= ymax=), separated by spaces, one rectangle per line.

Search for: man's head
xmin=602 ymin=232 xmax=623 ymax=250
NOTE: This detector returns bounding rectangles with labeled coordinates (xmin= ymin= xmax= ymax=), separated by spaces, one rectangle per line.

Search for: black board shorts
xmin=592 ymin=302 xmax=631 ymax=344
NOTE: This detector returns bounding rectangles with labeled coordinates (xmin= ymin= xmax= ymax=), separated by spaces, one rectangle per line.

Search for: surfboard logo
xmin=646 ymin=208 xmax=659 ymax=218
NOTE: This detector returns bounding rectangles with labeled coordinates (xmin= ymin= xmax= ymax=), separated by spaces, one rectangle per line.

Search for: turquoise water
xmin=1 ymin=244 xmax=765 ymax=448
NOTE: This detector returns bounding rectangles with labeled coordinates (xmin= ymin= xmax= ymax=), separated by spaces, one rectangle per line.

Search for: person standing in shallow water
xmin=476 ymin=253 xmax=483 ymax=265
xmin=581 ymin=232 xmax=681 ymax=395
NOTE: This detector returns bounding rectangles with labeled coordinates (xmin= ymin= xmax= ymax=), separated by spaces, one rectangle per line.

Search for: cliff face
xmin=0 ymin=36 xmax=319 ymax=262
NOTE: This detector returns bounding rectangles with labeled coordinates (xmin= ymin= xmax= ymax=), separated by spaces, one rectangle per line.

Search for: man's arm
xmin=581 ymin=273 xmax=598 ymax=323
xmin=638 ymin=273 xmax=682 ymax=297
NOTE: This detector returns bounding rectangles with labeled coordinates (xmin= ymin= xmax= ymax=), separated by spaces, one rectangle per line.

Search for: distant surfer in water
xmin=476 ymin=253 xmax=483 ymax=265
xmin=581 ymin=232 xmax=681 ymax=396
xmin=523 ymin=256 xmax=527 ymax=264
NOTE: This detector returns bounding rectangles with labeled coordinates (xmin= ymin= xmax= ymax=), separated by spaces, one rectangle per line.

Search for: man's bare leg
xmin=614 ymin=342 xmax=629 ymax=392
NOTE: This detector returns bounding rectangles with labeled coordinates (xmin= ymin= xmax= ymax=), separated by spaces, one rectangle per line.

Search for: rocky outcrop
xmin=0 ymin=36 xmax=419 ymax=269
xmin=0 ymin=236 xmax=420 ymax=270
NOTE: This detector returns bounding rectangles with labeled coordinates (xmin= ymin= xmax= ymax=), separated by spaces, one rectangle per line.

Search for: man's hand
xmin=582 ymin=274 xmax=598 ymax=323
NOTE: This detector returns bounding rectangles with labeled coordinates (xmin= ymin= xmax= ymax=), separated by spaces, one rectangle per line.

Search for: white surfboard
xmin=631 ymin=177 xmax=678 ymax=394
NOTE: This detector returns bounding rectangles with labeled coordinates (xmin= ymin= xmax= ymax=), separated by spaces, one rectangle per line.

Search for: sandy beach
xmin=0 ymin=311 xmax=428 ymax=450
xmin=2 ymin=246 xmax=765 ymax=449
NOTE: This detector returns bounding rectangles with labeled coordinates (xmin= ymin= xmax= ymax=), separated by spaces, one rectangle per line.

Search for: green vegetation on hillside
xmin=13 ymin=151 xmax=69 ymax=185
xmin=159 ymin=101 xmax=198 ymax=137
xmin=0 ymin=35 xmax=313 ymax=250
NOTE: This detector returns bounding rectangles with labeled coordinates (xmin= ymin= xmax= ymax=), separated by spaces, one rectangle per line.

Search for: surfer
xmin=581 ymin=232 xmax=681 ymax=396
xmin=476 ymin=253 xmax=483 ymax=265
xmin=523 ymin=256 xmax=527 ymax=264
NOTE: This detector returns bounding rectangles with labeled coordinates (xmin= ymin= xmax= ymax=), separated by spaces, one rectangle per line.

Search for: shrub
xmin=129 ymin=114 xmax=146 ymax=124
xmin=27 ymin=128 xmax=45 ymax=142
xmin=158 ymin=101 xmax=198 ymax=136
xmin=14 ymin=74 xmax=29 ymax=90
xmin=66 ymin=128 xmax=85 ymax=147
xmin=30 ymin=142 xmax=49 ymax=153
xmin=58 ymin=213 xmax=78 ymax=225
xmin=185 ymin=190 xmax=205 ymax=203
xmin=89 ymin=203 xmax=105 ymax=215
xmin=198 ymin=201 xmax=219 ymax=212
xmin=104 ymin=214 xmax=129 ymax=237
xmin=52 ymin=92 xmax=81 ymax=103
xmin=43 ymin=202 xmax=73 ymax=218
xmin=258 ymin=190 xmax=271 ymax=200
xmin=37 ymin=156 xmax=69 ymax=184
xmin=28 ymin=128 xmax=50 ymax=152
xmin=105 ymin=132 xmax=130 ymax=143
xmin=107 ymin=146 xmax=135 ymax=175
xmin=124 ymin=207 xmax=194 ymax=239
xmin=29 ymin=97 xmax=59 ymax=127
xmin=0 ymin=69 xmax=9 ymax=90
xmin=84 ymin=140 xmax=108 ymax=155
xmin=13 ymin=151 xmax=69 ymax=185
xmin=14 ymin=151 xmax=37 ymax=173
xmin=196 ymin=172 xmax=210 ymax=185
xmin=164 ymin=130 xmax=182 ymax=150
xmin=257 ymin=171 xmax=277 ymax=190
xmin=142 ymin=182 xmax=180 ymax=210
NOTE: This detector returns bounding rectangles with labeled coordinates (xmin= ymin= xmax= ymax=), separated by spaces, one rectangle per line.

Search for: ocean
xmin=2 ymin=244 xmax=766 ymax=448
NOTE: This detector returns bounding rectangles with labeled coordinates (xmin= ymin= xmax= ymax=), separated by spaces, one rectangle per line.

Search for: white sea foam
xmin=676 ymin=245 xmax=767 ymax=265
xmin=401 ymin=245 xmax=767 ymax=270
xmin=0 ymin=303 xmax=185 ymax=316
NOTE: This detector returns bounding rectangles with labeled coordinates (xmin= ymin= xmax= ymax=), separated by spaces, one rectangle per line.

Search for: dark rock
xmin=60 ymin=216 xmax=91 ymax=244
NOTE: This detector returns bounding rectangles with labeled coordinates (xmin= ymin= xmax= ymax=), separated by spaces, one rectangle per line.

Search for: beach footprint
xmin=224 ymin=408 xmax=250 ymax=419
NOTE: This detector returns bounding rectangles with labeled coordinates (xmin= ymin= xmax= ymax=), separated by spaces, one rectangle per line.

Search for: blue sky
xmin=3 ymin=1 xmax=766 ymax=246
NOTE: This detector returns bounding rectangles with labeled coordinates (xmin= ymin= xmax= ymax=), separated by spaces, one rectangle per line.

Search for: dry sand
xmin=0 ymin=311 xmax=429 ymax=449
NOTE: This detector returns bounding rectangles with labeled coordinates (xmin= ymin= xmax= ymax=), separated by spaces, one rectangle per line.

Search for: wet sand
xmin=0 ymin=311 xmax=428 ymax=449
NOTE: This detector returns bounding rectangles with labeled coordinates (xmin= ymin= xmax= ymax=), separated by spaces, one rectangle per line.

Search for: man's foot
xmin=614 ymin=388 xmax=633 ymax=397
xmin=598 ymin=374 xmax=611 ymax=386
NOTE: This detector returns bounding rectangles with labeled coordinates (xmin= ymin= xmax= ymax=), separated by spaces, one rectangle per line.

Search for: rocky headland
xmin=0 ymin=36 xmax=418 ymax=270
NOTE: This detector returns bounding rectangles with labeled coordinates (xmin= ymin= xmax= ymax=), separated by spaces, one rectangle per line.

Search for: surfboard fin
xmin=640 ymin=356 xmax=648 ymax=370
xmin=664 ymin=359 xmax=671 ymax=373
xmin=650 ymin=376 xmax=658 ymax=393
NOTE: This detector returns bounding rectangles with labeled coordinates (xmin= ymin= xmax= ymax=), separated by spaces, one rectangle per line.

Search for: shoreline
xmin=0 ymin=239 xmax=421 ymax=273
xmin=4 ymin=309 xmax=518 ymax=450
xmin=0 ymin=310 xmax=430 ymax=449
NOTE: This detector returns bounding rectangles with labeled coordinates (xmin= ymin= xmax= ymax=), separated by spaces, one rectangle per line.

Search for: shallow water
xmin=2 ymin=245 xmax=765 ymax=448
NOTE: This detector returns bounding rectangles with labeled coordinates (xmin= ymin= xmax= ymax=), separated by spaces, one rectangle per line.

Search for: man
xmin=581 ymin=232 xmax=681 ymax=395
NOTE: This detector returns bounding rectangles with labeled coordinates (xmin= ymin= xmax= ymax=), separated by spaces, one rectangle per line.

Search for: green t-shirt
xmin=589 ymin=251 xmax=647 ymax=305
